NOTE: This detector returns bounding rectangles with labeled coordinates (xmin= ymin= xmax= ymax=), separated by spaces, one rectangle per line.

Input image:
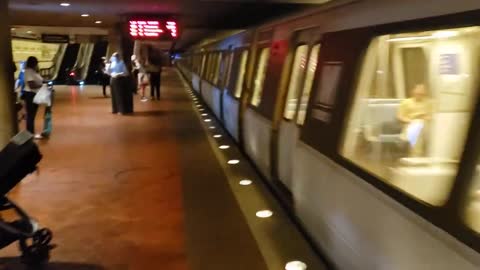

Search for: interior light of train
xmin=255 ymin=210 xmax=273 ymax=218
xmin=285 ymin=261 xmax=307 ymax=270
xmin=204 ymin=119 xmax=212 ymax=122
xmin=227 ymin=159 xmax=240 ymax=165
xmin=432 ymin=31 xmax=458 ymax=38
xmin=388 ymin=30 xmax=458 ymax=42
xmin=213 ymin=134 xmax=222 ymax=138
xmin=219 ymin=145 xmax=230 ymax=150
xmin=60 ymin=3 xmax=70 ymax=7
xmin=239 ymin=179 xmax=252 ymax=186
xmin=81 ymin=14 xmax=89 ymax=17
xmin=201 ymin=113 xmax=208 ymax=116
xmin=209 ymin=126 xmax=215 ymax=129
xmin=95 ymin=21 xmax=102 ymax=24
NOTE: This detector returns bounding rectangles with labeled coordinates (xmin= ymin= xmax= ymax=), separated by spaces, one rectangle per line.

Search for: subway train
xmin=176 ymin=0 xmax=480 ymax=269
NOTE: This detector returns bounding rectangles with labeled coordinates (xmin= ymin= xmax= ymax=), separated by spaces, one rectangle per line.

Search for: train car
xmin=177 ymin=0 xmax=480 ymax=269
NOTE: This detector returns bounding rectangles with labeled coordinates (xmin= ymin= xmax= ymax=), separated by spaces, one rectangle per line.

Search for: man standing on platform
xmin=147 ymin=50 xmax=163 ymax=101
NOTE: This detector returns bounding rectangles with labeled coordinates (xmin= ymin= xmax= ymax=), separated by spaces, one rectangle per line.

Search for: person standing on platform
xmin=132 ymin=55 xmax=149 ymax=102
xmin=147 ymin=55 xmax=162 ymax=101
xmin=107 ymin=52 xmax=133 ymax=115
xmin=23 ymin=56 xmax=44 ymax=139
xmin=131 ymin=55 xmax=139 ymax=95
xmin=98 ymin=57 xmax=110 ymax=97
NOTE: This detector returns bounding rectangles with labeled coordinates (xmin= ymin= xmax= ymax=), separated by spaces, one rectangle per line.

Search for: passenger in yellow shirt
xmin=397 ymin=84 xmax=433 ymax=157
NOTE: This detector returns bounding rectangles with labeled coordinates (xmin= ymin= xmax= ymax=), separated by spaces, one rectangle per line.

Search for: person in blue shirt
xmin=15 ymin=61 xmax=26 ymax=98
xmin=107 ymin=52 xmax=133 ymax=114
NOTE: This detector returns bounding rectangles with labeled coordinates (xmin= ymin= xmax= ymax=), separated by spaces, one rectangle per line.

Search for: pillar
xmin=108 ymin=24 xmax=134 ymax=69
xmin=0 ymin=0 xmax=17 ymax=148
xmin=107 ymin=28 xmax=121 ymax=59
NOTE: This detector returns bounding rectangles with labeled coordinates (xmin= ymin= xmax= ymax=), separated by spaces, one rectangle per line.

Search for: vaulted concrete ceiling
xmin=9 ymin=0 xmax=331 ymax=49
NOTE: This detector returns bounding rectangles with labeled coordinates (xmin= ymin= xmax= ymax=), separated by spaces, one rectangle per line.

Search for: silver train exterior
xmin=177 ymin=1 xmax=480 ymax=269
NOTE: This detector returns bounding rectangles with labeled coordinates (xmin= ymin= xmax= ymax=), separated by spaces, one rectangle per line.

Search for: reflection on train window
xmin=200 ymin=54 xmax=207 ymax=77
xmin=341 ymin=27 xmax=480 ymax=206
xmin=297 ymin=44 xmax=320 ymax=125
xmin=214 ymin=52 xmax=223 ymax=85
xmin=207 ymin=53 xmax=216 ymax=81
xmin=235 ymin=50 xmax=249 ymax=98
xmin=224 ymin=51 xmax=234 ymax=88
xmin=251 ymin=47 xmax=270 ymax=106
xmin=284 ymin=45 xmax=309 ymax=120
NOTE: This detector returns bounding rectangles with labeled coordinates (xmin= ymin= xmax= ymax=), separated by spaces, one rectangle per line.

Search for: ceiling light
xmin=432 ymin=31 xmax=458 ymax=38
xmin=256 ymin=210 xmax=273 ymax=218
xmin=81 ymin=14 xmax=90 ymax=17
xmin=204 ymin=119 xmax=212 ymax=122
xmin=228 ymin=159 xmax=240 ymax=165
xmin=213 ymin=134 xmax=222 ymax=138
xmin=201 ymin=113 xmax=208 ymax=116
xmin=219 ymin=145 xmax=230 ymax=150
xmin=95 ymin=21 xmax=102 ymax=24
xmin=285 ymin=261 xmax=307 ymax=270
xmin=209 ymin=126 xmax=215 ymax=129
xmin=26 ymin=31 xmax=33 ymax=34
xmin=11 ymin=28 xmax=15 ymax=31
xmin=239 ymin=179 xmax=252 ymax=186
xmin=60 ymin=3 xmax=70 ymax=7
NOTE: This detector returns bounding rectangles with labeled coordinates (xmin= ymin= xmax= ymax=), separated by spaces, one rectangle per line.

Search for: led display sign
xmin=128 ymin=19 xmax=178 ymax=39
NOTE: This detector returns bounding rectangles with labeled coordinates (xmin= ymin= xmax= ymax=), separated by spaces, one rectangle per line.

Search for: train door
xmin=222 ymin=48 xmax=250 ymax=141
xmin=275 ymin=28 xmax=322 ymax=192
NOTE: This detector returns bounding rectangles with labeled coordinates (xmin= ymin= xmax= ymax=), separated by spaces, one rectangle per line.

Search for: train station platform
xmin=0 ymin=68 xmax=325 ymax=270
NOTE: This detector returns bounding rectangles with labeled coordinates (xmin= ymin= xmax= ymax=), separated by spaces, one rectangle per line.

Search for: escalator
xmin=55 ymin=44 xmax=80 ymax=84
xmin=85 ymin=41 xmax=109 ymax=84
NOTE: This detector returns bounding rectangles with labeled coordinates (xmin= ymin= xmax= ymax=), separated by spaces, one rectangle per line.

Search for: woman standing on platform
xmin=98 ymin=57 xmax=110 ymax=97
xmin=107 ymin=52 xmax=133 ymax=115
xmin=23 ymin=56 xmax=44 ymax=139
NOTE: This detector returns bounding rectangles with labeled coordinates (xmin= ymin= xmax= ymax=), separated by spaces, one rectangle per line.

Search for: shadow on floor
xmin=0 ymin=258 xmax=105 ymax=270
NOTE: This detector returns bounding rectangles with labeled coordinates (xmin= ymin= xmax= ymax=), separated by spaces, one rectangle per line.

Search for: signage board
xmin=128 ymin=19 xmax=178 ymax=40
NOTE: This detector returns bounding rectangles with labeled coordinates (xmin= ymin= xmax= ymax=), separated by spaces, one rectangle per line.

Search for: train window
xmin=251 ymin=47 xmax=270 ymax=106
xmin=200 ymin=54 xmax=207 ymax=77
xmin=284 ymin=45 xmax=309 ymax=120
xmin=207 ymin=53 xmax=215 ymax=81
xmin=234 ymin=50 xmax=249 ymax=98
xmin=297 ymin=44 xmax=320 ymax=125
xmin=218 ymin=52 xmax=229 ymax=87
xmin=223 ymin=51 xmax=234 ymax=88
xmin=340 ymin=27 xmax=480 ymax=206
xmin=214 ymin=52 xmax=223 ymax=85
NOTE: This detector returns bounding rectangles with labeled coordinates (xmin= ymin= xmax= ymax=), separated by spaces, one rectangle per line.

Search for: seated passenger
xmin=397 ymin=84 xmax=433 ymax=157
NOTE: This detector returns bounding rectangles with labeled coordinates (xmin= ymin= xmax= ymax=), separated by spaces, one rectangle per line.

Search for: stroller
xmin=0 ymin=131 xmax=54 ymax=266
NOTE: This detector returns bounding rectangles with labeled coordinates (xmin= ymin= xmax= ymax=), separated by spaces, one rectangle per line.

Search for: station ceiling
xmin=9 ymin=0 xmax=331 ymax=49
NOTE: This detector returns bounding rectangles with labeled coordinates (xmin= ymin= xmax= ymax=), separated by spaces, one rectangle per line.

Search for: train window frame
xmin=295 ymin=43 xmax=322 ymax=126
xmin=250 ymin=46 xmax=271 ymax=107
xmin=226 ymin=47 xmax=249 ymax=100
xmin=283 ymin=44 xmax=310 ymax=121
xmin=339 ymin=27 xmax=480 ymax=207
